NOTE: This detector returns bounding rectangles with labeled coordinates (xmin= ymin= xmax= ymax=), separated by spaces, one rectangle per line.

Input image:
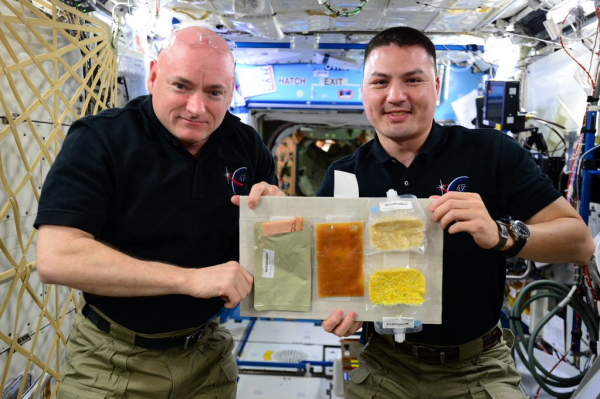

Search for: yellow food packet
xmin=370 ymin=216 xmax=425 ymax=251
xmin=369 ymin=268 xmax=426 ymax=305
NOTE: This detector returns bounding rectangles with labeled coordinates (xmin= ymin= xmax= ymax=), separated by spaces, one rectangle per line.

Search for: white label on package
xmin=383 ymin=317 xmax=415 ymax=329
xmin=262 ymin=249 xmax=275 ymax=278
xmin=380 ymin=201 xmax=413 ymax=212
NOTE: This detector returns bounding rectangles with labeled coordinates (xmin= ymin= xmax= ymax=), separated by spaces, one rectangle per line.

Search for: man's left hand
xmin=429 ymin=192 xmax=500 ymax=249
xmin=231 ymin=182 xmax=284 ymax=209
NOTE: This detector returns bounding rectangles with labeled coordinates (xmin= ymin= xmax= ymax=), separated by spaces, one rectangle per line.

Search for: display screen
xmin=484 ymin=81 xmax=505 ymax=124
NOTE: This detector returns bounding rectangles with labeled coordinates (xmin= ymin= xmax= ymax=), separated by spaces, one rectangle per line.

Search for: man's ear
xmin=147 ymin=60 xmax=158 ymax=93
xmin=435 ymin=75 xmax=441 ymax=98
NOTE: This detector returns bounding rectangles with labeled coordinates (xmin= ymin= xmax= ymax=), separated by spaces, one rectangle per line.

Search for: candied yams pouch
xmin=253 ymin=218 xmax=311 ymax=311
xmin=315 ymin=219 xmax=365 ymax=298
xmin=368 ymin=195 xmax=428 ymax=254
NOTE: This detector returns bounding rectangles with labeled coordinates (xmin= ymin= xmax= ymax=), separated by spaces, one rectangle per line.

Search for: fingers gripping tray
xmin=239 ymin=197 xmax=443 ymax=324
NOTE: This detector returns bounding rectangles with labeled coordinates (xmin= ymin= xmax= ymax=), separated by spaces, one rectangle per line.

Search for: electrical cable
xmin=549 ymin=142 xmax=566 ymax=156
xmin=589 ymin=251 xmax=600 ymax=287
xmin=317 ymin=0 xmax=369 ymax=17
xmin=560 ymin=6 xmax=598 ymax=90
xmin=534 ymin=346 xmax=572 ymax=399
xmin=574 ymin=143 xmax=600 ymax=206
xmin=527 ymin=118 xmax=567 ymax=153
xmin=528 ymin=116 xmax=566 ymax=130
xmin=587 ymin=10 xmax=599 ymax=74
xmin=565 ymin=126 xmax=584 ymax=207
xmin=510 ymin=267 xmax=600 ymax=397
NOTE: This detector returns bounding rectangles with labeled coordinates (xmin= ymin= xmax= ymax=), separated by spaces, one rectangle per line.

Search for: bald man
xmin=35 ymin=26 xmax=282 ymax=398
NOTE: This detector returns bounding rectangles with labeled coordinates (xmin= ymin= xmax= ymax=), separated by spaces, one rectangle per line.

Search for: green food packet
xmin=253 ymin=221 xmax=312 ymax=311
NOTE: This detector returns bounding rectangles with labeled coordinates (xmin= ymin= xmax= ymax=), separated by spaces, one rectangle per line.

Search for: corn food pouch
xmin=369 ymin=267 xmax=426 ymax=306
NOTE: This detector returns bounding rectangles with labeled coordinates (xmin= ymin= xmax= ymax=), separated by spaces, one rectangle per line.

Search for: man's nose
xmin=186 ymin=92 xmax=205 ymax=116
xmin=387 ymin=82 xmax=407 ymax=103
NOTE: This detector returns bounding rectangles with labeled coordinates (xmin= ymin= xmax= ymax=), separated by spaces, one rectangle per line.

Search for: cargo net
xmin=0 ymin=0 xmax=117 ymax=397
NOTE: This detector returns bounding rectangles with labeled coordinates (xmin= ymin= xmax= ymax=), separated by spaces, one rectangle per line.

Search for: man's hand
xmin=323 ymin=310 xmax=363 ymax=337
xmin=429 ymin=192 xmax=500 ymax=249
xmin=231 ymin=181 xmax=285 ymax=209
xmin=185 ymin=261 xmax=254 ymax=308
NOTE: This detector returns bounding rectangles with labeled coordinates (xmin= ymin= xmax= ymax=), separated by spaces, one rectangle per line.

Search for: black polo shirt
xmin=35 ymin=95 xmax=277 ymax=334
xmin=317 ymin=122 xmax=560 ymax=345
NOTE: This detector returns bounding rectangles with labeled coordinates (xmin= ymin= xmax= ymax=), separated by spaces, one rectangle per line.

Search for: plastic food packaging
xmin=253 ymin=218 xmax=311 ymax=311
xmin=315 ymin=219 xmax=365 ymax=297
xmin=368 ymin=193 xmax=428 ymax=254
xmin=369 ymin=267 xmax=426 ymax=306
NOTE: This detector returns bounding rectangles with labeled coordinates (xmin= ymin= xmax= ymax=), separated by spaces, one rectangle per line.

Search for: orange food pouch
xmin=316 ymin=222 xmax=364 ymax=297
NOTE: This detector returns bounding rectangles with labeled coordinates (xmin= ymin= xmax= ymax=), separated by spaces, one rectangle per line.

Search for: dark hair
xmin=364 ymin=27 xmax=437 ymax=68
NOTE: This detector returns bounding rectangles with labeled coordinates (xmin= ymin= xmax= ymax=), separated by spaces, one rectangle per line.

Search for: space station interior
xmin=1 ymin=0 xmax=600 ymax=398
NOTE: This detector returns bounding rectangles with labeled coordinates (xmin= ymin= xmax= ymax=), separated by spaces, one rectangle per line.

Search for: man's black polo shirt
xmin=317 ymin=122 xmax=560 ymax=346
xmin=35 ymin=95 xmax=277 ymax=334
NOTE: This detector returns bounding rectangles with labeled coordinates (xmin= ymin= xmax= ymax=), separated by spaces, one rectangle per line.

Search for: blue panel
xmin=237 ymin=63 xmax=484 ymax=122
xmin=234 ymin=42 xmax=483 ymax=52
xmin=436 ymin=68 xmax=485 ymax=123
xmin=237 ymin=63 xmax=363 ymax=109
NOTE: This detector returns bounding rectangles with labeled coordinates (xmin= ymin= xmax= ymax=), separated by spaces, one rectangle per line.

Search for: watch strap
xmin=504 ymin=238 xmax=527 ymax=257
xmin=490 ymin=220 xmax=509 ymax=251
xmin=504 ymin=222 xmax=528 ymax=257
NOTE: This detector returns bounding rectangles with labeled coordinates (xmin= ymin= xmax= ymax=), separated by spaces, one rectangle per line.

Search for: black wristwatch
xmin=502 ymin=218 xmax=530 ymax=257
xmin=491 ymin=220 xmax=509 ymax=251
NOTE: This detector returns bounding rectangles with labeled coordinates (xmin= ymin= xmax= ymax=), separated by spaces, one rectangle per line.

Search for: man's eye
xmin=210 ymin=90 xmax=224 ymax=97
xmin=174 ymin=83 xmax=187 ymax=90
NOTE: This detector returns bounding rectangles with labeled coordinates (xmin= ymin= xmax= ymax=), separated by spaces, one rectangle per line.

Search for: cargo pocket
xmin=502 ymin=328 xmax=515 ymax=350
xmin=216 ymin=354 xmax=238 ymax=399
xmin=58 ymin=381 xmax=108 ymax=399
xmin=482 ymin=382 xmax=526 ymax=399
xmin=220 ymin=354 xmax=238 ymax=382
xmin=345 ymin=366 xmax=382 ymax=399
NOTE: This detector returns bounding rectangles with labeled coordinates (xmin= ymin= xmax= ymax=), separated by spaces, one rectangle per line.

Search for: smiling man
xmin=35 ymin=26 xmax=282 ymax=398
xmin=317 ymin=26 xmax=594 ymax=399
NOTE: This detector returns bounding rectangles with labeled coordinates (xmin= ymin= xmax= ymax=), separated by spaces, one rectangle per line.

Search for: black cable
xmin=528 ymin=119 xmax=568 ymax=152
xmin=547 ymin=126 xmax=568 ymax=149
xmin=528 ymin=115 xmax=567 ymax=130
xmin=510 ymin=267 xmax=599 ymax=397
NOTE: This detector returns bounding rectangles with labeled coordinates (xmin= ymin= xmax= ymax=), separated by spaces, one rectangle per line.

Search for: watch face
xmin=512 ymin=220 xmax=530 ymax=239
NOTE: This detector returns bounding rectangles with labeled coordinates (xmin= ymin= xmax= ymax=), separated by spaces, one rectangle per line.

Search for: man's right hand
xmin=187 ymin=261 xmax=254 ymax=308
xmin=323 ymin=309 xmax=363 ymax=337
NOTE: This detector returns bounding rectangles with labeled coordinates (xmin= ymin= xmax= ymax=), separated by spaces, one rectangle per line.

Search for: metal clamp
xmin=184 ymin=330 xmax=203 ymax=349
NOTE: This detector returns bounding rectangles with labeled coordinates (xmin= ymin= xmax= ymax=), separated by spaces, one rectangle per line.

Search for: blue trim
xmin=235 ymin=42 xmax=292 ymax=49
xmin=248 ymin=105 xmax=364 ymax=111
xmin=236 ymin=360 xmax=334 ymax=369
xmin=580 ymin=111 xmax=597 ymax=224
xmin=236 ymin=318 xmax=256 ymax=358
xmin=248 ymin=100 xmax=362 ymax=105
xmin=247 ymin=100 xmax=364 ymax=111
xmin=234 ymin=42 xmax=483 ymax=52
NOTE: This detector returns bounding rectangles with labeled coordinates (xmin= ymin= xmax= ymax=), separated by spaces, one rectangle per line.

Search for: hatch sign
xmin=278 ymin=77 xmax=306 ymax=85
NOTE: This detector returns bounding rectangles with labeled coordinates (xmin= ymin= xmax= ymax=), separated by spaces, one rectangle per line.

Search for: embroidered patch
xmin=225 ymin=167 xmax=248 ymax=195
xmin=437 ymin=176 xmax=469 ymax=195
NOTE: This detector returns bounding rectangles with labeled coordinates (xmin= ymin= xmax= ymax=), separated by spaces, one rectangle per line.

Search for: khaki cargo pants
xmin=346 ymin=328 xmax=526 ymax=399
xmin=58 ymin=312 xmax=237 ymax=399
